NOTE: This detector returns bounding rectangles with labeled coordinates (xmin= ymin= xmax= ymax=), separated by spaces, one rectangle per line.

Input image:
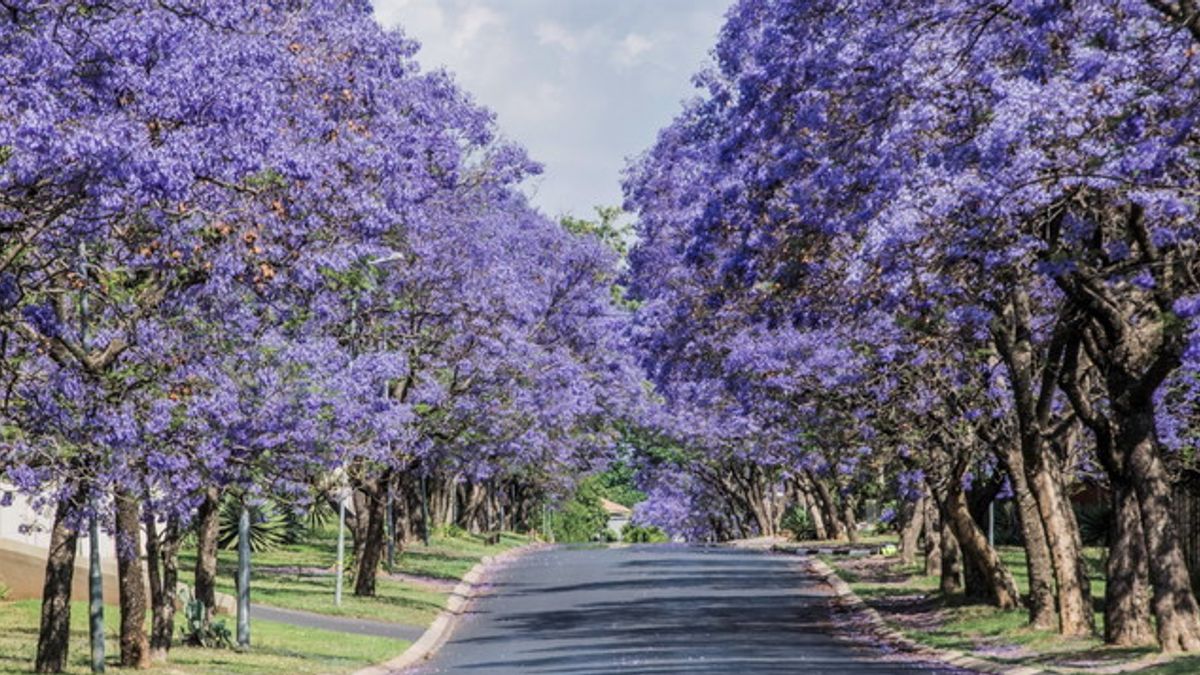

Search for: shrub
xmin=781 ymin=505 xmax=817 ymax=541
xmin=178 ymin=589 xmax=232 ymax=649
xmin=622 ymin=524 xmax=669 ymax=543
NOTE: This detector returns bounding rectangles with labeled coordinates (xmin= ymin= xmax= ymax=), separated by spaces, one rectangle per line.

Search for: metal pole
xmin=335 ymin=495 xmax=346 ymax=606
xmin=419 ymin=474 xmax=430 ymax=546
xmin=80 ymin=243 xmax=104 ymax=674
xmin=88 ymin=509 xmax=105 ymax=673
xmin=236 ymin=504 xmax=251 ymax=648
xmin=988 ymin=501 xmax=995 ymax=548
xmin=386 ymin=482 xmax=395 ymax=573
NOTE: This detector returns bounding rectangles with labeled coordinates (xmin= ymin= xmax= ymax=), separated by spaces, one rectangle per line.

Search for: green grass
xmin=823 ymin=544 xmax=1171 ymax=668
xmin=176 ymin=526 xmax=532 ymax=626
xmin=0 ymin=600 xmax=407 ymax=674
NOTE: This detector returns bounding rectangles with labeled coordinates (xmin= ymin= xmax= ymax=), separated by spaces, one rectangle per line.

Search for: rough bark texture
xmin=193 ymin=486 xmax=221 ymax=618
xmin=35 ymin=495 xmax=78 ymax=674
xmin=354 ymin=470 xmax=391 ymax=597
xmin=946 ymin=488 xmax=1021 ymax=609
xmin=1121 ymin=403 xmax=1200 ymax=651
xmin=923 ymin=497 xmax=943 ymax=578
xmin=145 ymin=509 xmax=180 ymax=663
xmin=808 ymin=472 xmax=846 ymax=540
xmin=1030 ymin=461 xmax=1096 ymax=636
xmin=1105 ymin=480 xmax=1155 ymax=646
xmin=115 ymin=489 xmax=150 ymax=669
xmin=939 ymin=517 xmax=963 ymax=595
xmin=999 ymin=443 xmax=1057 ymax=629
xmin=898 ymin=496 xmax=925 ymax=566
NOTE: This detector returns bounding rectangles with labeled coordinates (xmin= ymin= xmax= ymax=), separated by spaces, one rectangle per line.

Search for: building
xmin=601 ymin=498 xmax=632 ymax=541
xmin=0 ymin=484 xmax=121 ymax=602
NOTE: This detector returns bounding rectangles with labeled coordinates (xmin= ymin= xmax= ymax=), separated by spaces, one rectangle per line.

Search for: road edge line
xmin=352 ymin=542 xmax=546 ymax=675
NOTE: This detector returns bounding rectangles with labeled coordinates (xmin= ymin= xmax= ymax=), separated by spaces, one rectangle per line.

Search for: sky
xmin=372 ymin=0 xmax=731 ymax=219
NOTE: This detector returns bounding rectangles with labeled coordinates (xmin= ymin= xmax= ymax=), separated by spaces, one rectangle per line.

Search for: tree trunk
xmin=460 ymin=482 xmax=487 ymax=534
xmin=194 ymin=486 xmax=221 ymax=618
xmin=354 ymin=470 xmax=391 ymax=597
xmin=1028 ymin=462 xmax=1095 ymax=636
xmin=923 ymin=497 xmax=942 ymax=578
xmin=114 ymin=488 xmax=150 ymax=668
xmin=1000 ymin=443 xmax=1057 ymax=629
xmin=946 ymin=488 xmax=1021 ymax=609
xmin=1105 ymin=480 xmax=1155 ymax=646
xmin=939 ymin=516 xmax=963 ymax=595
xmin=841 ymin=496 xmax=859 ymax=544
xmin=797 ymin=478 xmax=829 ymax=540
xmin=145 ymin=510 xmax=181 ymax=663
xmin=1120 ymin=402 xmax=1200 ymax=651
xmin=898 ymin=496 xmax=925 ymax=566
xmin=808 ymin=472 xmax=845 ymax=540
xmin=35 ymin=494 xmax=79 ymax=673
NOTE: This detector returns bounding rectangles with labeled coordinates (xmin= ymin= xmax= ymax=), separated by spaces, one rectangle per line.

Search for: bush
xmin=433 ymin=523 xmax=469 ymax=540
xmin=178 ymin=589 xmax=232 ymax=649
xmin=0 ymin=581 xmax=9 ymax=600
xmin=550 ymin=477 xmax=609 ymax=543
xmin=622 ymin=524 xmax=668 ymax=543
xmin=781 ymin=505 xmax=817 ymax=541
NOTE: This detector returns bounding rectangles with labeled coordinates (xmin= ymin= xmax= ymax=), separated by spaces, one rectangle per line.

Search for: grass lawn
xmin=822 ymin=543 xmax=1181 ymax=670
xmin=176 ymin=527 xmax=532 ymax=626
xmin=0 ymin=600 xmax=407 ymax=674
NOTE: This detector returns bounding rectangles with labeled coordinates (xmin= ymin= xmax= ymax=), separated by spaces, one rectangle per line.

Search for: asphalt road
xmin=414 ymin=544 xmax=972 ymax=674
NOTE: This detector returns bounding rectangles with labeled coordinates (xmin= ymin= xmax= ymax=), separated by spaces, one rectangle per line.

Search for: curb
xmin=789 ymin=549 xmax=1182 ymax=675
xmin=796 ymin=552 xmax=1046 ymax=675
xmin=353 ymin=543 xmax=545 ymax=675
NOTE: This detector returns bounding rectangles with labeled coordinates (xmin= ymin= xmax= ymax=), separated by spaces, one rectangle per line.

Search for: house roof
xmin=600 ymin=498 xmax=633 ymax=517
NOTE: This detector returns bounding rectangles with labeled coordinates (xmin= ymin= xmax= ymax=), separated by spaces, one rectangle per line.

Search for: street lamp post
xmin=335 ymin=484 xmax=349 ymax=606
xmin=79 ymin=243 xmax=105 ymax=674
xmin=236 ymin=503 xmax=251 ymax=648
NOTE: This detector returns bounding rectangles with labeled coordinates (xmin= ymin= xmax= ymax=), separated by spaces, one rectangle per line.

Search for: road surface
xmin=414 ymin=544 xmax=971 ymax=674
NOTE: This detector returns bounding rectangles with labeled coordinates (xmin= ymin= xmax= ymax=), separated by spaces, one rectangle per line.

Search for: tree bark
xmin=194 ymin=486 xmax=221 ymax=619
xmin=145 ymin=510 xmax=181 ymax=663
xmin=939 ymin=516 xmax=963 ymax=595
xmin=1120 ymin=401 xmax=1200 ymax=651
xmin=841 ymin=496 xmax=859 ymax=544
xmin=898 ymin=496 xmax=925 ymax=566
xmin=114 ymin=488 xmax=150 ymax=668
xmin=945 ymin=487 xmax=1022 ymax=609
xmin=35 ymin=494 xmax=79 ymax=673
xmin=797 ymin=476 xmax=829 ymax=540
xmin=923 ymin=496 xmax=942 ymax=578
xmin=1105 ymin=480 xmax=1155 ymax=646
xmin=354 ymin=470 xmax=391 ymax=597
xmin=808 ymin=472 xmax=846 ymax=540
xmin=1004 ymin=452 xmax=1058 ymax=629
xmin=1028 ymin=461 xmax=1095 ymax=636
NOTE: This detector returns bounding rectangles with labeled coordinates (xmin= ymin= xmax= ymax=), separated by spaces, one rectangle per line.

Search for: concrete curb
xmin=796 ymin=552 xmax=1045 ymax=675
xmin=790 ymin=549 xmax=1180 ymax=675
xmin=353 ymin=543 xmax=546 ymax=675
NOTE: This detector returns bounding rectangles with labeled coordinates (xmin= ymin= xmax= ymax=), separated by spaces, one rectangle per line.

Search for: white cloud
xmin=613 ymin=32 xmax=654 ymax=66
xmin=452 ymin=4 xmax=504 ymax=50
xmin=535 ymin=20 xmax=580 ymax=52
xmin=370 ymin=0 xmax=729 ymax=217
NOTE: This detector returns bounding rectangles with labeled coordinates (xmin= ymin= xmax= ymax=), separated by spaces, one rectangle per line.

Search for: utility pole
xmin=335 ymin=488 xmax=346 ymax=606
xmin=80 ymin=243 xmax=104 ymax=674
xmin=236 ymin=503 xmax=251 ymax=648
xmin=988 ymin=500 xmax=995 ymax=547
xmin=419 ymin=474 xmax=430 ymax=546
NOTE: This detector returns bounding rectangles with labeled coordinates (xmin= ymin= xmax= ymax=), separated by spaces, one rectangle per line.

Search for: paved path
xmin=414 ymin=544 xmax=973 ymax=674
xmin=251 ymin=603 xmax=425 ymax=642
